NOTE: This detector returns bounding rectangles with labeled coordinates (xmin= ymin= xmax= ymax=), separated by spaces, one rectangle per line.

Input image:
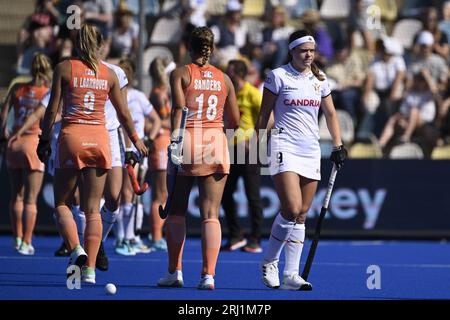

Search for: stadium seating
xmin=349 ymin=142 xmax=383 ymax=159
xmin=320 ymin=0 xmax=350 ymax=20
xmin=431 ymin=145 xmax=450 ymax=160
xmin=391 ymin=19 xmax=423 ymax=49
xmin=141 ymin=46 xmax=174 ymax=94
xmin=375 ymin=0 xmax=398 ymax=22
xmin=389 ymin=142 xmax=424 ymax=159
xmin=206 ymin=0 xmax=227 ymax=16
xmin=242 ymin=0 xmax=265 ymax=17
xmin=149 ymin=17 xmax=182 ymax=45
xmin=319 ymin=110 xmax=355 ymax=145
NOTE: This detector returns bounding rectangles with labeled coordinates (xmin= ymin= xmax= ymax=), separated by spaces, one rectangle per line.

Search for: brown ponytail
xmin=311 ymin=62 xmax=325 ymax=81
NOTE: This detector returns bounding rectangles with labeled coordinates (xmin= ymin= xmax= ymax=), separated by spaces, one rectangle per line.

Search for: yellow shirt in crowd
xmin=232 ymin=81 xmax=262 ymax=145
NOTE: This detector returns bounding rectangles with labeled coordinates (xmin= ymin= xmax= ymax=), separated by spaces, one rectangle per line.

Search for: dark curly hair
xmin=189 ymin=26 xmax=214 ymax=66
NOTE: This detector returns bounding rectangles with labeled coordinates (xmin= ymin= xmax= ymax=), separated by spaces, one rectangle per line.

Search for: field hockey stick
xmin=126 ymin=162 xmax=149 ymax=195
xmin=301 ymin=164 xmax=338 ymax=281
xmin=159 ymin=107 xmax=188 ymax=219
xmin=133 ymin=161 xmax=148 ymax=235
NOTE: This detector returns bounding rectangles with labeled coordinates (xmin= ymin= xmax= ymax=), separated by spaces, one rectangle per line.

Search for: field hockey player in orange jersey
xmin=157 ymin=26 xmax=240 ymax=290
xmin=37 ymin=24 xmax=147 ymax=284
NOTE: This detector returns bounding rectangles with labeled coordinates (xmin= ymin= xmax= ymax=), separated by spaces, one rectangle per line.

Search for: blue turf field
xmin=1 ymin=235 xmax=450 ymax=300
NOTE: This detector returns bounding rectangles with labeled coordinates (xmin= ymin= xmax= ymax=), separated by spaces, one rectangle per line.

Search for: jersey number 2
xmin=195 ymin=93 xmax=217 ymax=121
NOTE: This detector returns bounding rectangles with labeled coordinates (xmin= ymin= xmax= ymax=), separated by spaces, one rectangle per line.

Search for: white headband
xmin=289 ymin=36 xmax=316 ymax=50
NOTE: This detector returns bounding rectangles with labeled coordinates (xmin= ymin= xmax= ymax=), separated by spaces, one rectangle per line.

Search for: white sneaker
xmin=115 ymin=239 xmax=136 ymax=256
xmin=260 ymin=260 xmax=280 ymax=288
xmin=197 ymin=274 xmax=215 ymax=290
xmin=130 ymin=239 xmax=152 ymax=254
xmin=280 ymin=273 xmax=312 ymax=291
xmin=18 ymin=242 xmax=35 ymax=255
xmin=69 ymin=245 xmax=88 ymax=268
xmin=81 ymin=266 xmax=96 ymax=284
xmin=14 ymin=237 xmax=22 ymax=251
xmin=157 ymin=270 xmax=184 ymax=287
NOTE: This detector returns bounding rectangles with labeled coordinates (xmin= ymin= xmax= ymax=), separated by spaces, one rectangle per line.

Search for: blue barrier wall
xmin=1 ymin=160 xmax=450 ymax=238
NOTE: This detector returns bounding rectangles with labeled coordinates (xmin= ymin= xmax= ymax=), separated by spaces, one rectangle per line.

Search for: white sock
xmin=284 ymin=223 xmax=305 ymax=275
xmin=115 ymin=207 xmax=125 ymax=242
xmin=263 ymin=213 xmax=296 ymax=263
xmin=135 ymin=202 xmax=144 ymax=230
xmin=101 ymin=205 xmax=119 ymax=242
xmin=71 ymin=205 xmax=85 ymax=242
xmin=122 ymin=203 xmax=135 ymax=240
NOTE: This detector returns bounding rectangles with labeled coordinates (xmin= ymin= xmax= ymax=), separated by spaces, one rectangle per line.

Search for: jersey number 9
xmin=83 ymin=91 xmax=95 ymax=115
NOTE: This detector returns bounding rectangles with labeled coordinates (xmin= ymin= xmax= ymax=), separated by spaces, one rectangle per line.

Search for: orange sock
xmin=166 ymin=215 xmax=186 ymax=273
xmin=201 ymin=219 xmax=221 ymax=276
xmin=23 ymin=204 xmax=37 ymax=244
xmin=55 ymin=205 xmax=80 ymax=251
xmin=84 ymin=213 xmax=102 ymax=268
xmin=151 ymin=201 xmax=165 ymax=241
xmin=10 ymin=200 xmax=24 ymax=239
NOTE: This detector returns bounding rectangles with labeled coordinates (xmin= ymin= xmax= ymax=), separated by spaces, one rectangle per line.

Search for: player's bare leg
xmin=157 ymin=175 xmax=194 ymax=288
xmin=196 ymin=173 xmax=228 ymax=290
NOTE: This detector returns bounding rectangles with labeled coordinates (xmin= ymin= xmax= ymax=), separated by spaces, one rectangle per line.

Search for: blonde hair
xmin=31 ymin=52 xmax=52 ymax=83
xmin=189 ymin=27 xmax=214 ymax=66
xmin=75 ymin=24 xmax=103 ymax=75
xmin=118 ymin=58 xmax=135 ymax=86
xmin=149 ymin=57 xmax=168 ymax=87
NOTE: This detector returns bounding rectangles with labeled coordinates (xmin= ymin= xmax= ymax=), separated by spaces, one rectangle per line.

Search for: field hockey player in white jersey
xmin=256 ymin=29 xmax=347 ymax=290
xmin=116 ymin=58 xmax=161 ymax=255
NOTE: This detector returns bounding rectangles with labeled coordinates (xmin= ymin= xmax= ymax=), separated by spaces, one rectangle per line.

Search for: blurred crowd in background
xmin=10 ymin=0 xmax=450 ymax=159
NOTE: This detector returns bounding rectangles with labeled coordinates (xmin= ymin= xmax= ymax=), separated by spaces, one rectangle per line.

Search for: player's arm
xmin=146 ymin=109 xmax=161 ymax=141
xmin=109 ymin=69 xmax=148 ymax=157
xmin=41 ymin=62 xmax=65 ymax=141
xmin=400 ymin=107 xmax=419 ymax=142
xmin=169 ymin=66 xmax=188 ymax=140
xmin=13 ymin=105 xmax=46 ymax=138
xmin=256 ymin=88 xmax=276 ymax=133
xmin=150 ymin=92 xmax=171 ymax=129
xmin=0 ymin=84 xmax=18 ymax=139
xmin=223 ymin=73 xmax=240 ymax=129
xmin=321 ymin=95 xmax=343 ymax=147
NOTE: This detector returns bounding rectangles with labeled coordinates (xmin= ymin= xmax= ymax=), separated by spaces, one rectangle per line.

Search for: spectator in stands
xmin=409 ymin=31 xmax=448 ymax=93
xmin=325 ymin=39 xmax=370 ymax=126
xmin=109 ymin=2 xmax=138 ymax=60
xmin=378 ymin=70 xmax=437 ymax=155
xmin=178 ymin=0 xmax=207 ymax=64
xmin=210 ymin=0 xmax=248 ymax=69
xmin=439 ymin=1 xmax=450 ymax=46
xmin=221 ymin=59 xmax=263 ymax=254
xmin=414 ymin=7 xmax=449 ymax=61
xmin=300 ymin=9 xmax=334 ymax=67
xmin=359 ymin=37 xmax=405 ymax=139
xmin=17 ymin=0 xmax=58 ymax=74
xmin=261 ymin=5 xmax=294 ymax=72
xmin=82 ymin=0 xmax=113 ymax=58
xmin=268 ymin=0 xmax=319 ymax=19
xmin=347 ymin=0 xmax=376 ymax=53
xmin=53 ymin=0 xmax=85 ymax=63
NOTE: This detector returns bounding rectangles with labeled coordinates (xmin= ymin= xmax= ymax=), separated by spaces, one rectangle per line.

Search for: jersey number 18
xmin=195 ymin=93 xmax=217 ymax=121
